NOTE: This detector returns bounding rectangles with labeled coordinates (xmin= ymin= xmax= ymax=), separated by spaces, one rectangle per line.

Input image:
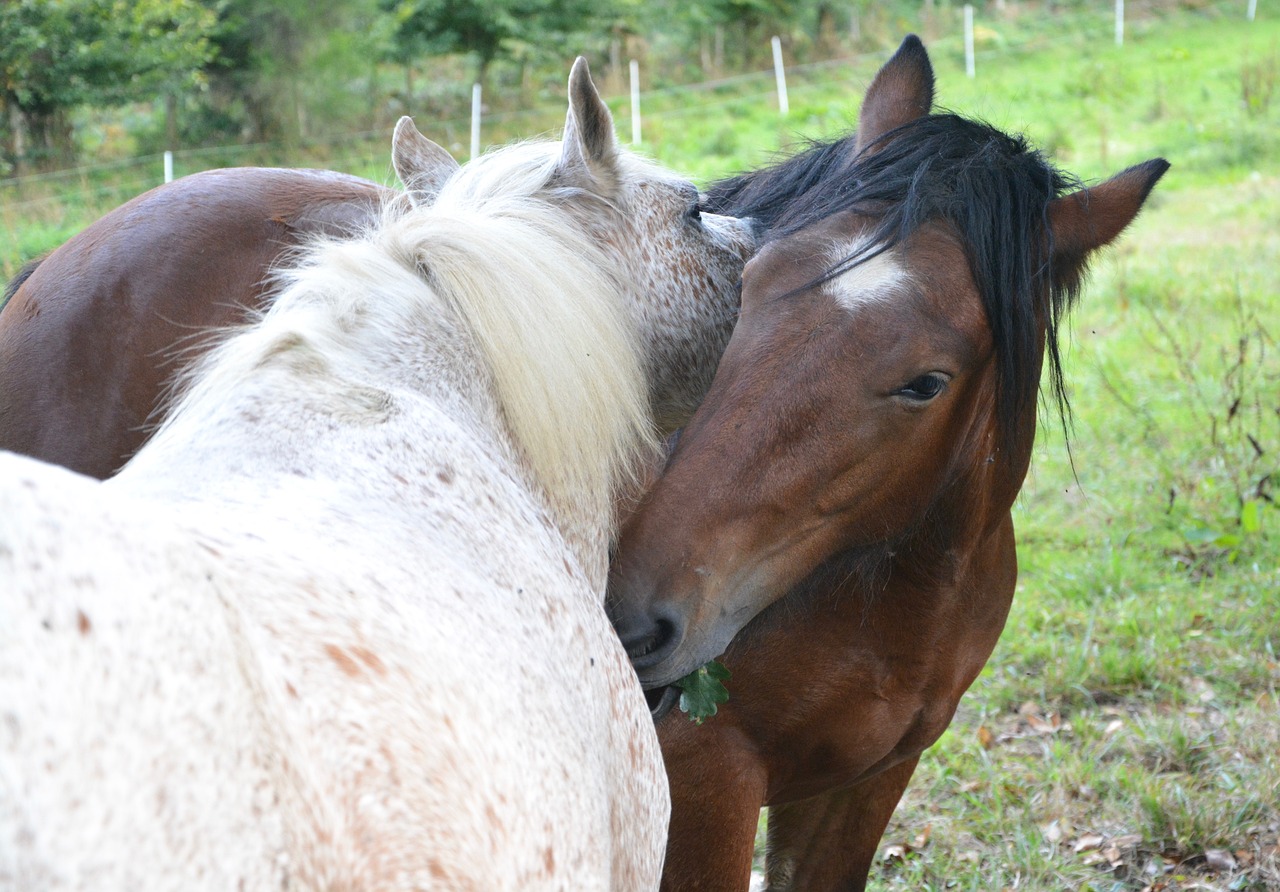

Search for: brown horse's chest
xmin=709 ymin=550 xmax=1016 ymax=804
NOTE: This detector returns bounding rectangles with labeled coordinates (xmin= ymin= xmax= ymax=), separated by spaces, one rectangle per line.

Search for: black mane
xmin=708 ymin=114 xmax=1084 ymax=441
xmin=705 ymin=136 xmax=857 ymax=230
xmin=2 ymin=255 xmax=44 ymax=311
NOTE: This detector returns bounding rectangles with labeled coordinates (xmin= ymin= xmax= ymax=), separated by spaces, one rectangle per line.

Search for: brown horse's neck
xmin=717 ymin=497 xmax=1021 ymax=804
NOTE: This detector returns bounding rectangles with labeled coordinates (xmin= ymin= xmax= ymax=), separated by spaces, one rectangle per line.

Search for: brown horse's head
xmin=608 ymin=36 xmax=1168 ymax=690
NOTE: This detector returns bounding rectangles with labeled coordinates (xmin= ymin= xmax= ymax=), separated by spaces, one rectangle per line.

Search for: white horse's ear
xmin=558 ymin=57 xmax=619 ymax=195
xmin=854 ymin=35 xmax=935 ymax=154
xmin=392 ymin=116 xmax=460 ymax=206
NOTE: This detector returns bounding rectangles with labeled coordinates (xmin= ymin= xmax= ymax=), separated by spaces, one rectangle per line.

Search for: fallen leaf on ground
xmin=1203 ymin=849 xmax=1238 ymax=871
xmin=1074 ymin=832 xmax=1105 ymax=854
xmin=1101 ymin=834 xmax=1143 ymax=866
xmin=883 ymin=844 xmax=908 ymax=862
xmin=912 ymin=825 xmax=932 ymax=850
xmin=1016 ymin=701 xmax=1064 ymax=735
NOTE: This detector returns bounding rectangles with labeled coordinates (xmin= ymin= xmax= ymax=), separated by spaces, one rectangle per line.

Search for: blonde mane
xmin=157 ymin=138 xmax=659 ymax=527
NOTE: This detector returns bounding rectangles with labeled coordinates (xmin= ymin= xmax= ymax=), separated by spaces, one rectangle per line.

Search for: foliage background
xmin=1 ymin=0 xmax=878 ymax=172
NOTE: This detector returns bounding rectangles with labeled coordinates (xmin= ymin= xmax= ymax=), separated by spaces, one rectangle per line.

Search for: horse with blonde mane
xmin=0 ymin=59 xmax=754 ymax=890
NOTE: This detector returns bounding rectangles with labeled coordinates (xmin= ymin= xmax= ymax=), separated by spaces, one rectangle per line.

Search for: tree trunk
xmin=165 ymin=92 xmax=178 ymax=149
xmin=292 ymin=75 xmax=306 ymax=142
xmin=7 ymin=99 xmax=26 ymax=177
xmin=27 ymin=108 xmax=75 ymax=171
xmin=815 ymin=3 xmax=838 ymax=57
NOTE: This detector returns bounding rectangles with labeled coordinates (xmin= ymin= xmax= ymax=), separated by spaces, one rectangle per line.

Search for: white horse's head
xmin=554 ymin=59 xmax=757 ymax=433
xmin=393 ymin=59 xmax=756 ymax=440
xmin=374 ymin=60 xmax=754 ymax=554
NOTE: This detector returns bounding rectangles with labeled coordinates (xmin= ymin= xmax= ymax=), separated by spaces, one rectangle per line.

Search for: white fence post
xmin=771 ymin=36 xmax=789 ymax=116
xmin=964 ymin=5 xmax=976 ymax=78
xmin=470 ymin=83 xmax=482 ymax=160
xmin=1115 ymin=0 xmax=1125 ymax=45
xmin=1247 ymin=0 xmax=1256 ymax=20
xmin=163 ymin=150 xmax=174 ymax=184
xmin=630 ymin=59 xmax=642 ymax=146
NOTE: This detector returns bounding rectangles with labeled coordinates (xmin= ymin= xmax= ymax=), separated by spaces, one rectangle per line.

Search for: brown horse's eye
xmin=899 ymin=373 xmax=948 ymax=401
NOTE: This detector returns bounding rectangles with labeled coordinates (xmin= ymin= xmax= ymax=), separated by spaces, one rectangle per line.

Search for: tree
xmin=0 ymin=0 xmax=216 ymax=171
xmin=700 ymin=0 xmax=797 ymax=63
xmin=382 ymin=0 xmax=609 ymax=87
xmin=196 ymin=0 xmax=391 ymax=145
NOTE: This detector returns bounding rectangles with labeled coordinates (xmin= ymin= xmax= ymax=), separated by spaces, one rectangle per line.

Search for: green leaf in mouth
xmin=673 ymin=660 xmax=731 ymax=724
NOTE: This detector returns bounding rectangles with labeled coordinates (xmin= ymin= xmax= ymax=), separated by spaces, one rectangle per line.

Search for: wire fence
xmin=0 ymin=0 xmax=1267 ymax=275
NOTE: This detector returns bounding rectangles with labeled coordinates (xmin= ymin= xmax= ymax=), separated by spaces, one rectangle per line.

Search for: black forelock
xmin=704 ymin=135 xmax=858 ymax=228
xmin=709 ymin=114 xmax=1085 ymax=444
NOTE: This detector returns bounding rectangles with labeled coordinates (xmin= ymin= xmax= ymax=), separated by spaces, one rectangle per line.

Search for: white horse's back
xmin=2 ymin=454 xmax=291 ymax=889
xmin=2 ymin=443 xmax=664 ymax=889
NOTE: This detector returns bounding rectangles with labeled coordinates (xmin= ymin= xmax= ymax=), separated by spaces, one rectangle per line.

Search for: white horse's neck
xmin=130 ymin=194 xmax=658 ymax=591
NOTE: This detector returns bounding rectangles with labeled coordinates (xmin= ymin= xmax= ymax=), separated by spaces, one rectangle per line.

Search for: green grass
xmin=4 ymin=4 xmax=1279 ymax=888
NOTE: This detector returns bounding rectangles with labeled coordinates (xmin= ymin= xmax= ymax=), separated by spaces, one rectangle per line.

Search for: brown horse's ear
xmin=557 ymin=57 xmax=620 ymax=195
xmin=392 ymin=116 xmax=460 ymax=207
xmin=854 ymin=35 xmax=935 ymax=154
xmin=1049 ymin=159 xmax=1170 ymax=267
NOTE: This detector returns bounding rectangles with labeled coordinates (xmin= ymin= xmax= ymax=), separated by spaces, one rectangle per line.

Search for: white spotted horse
xmin=0 ymin=59 xmax=753 ymax=891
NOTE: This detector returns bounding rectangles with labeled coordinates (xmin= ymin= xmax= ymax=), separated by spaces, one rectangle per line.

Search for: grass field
xmin=3 ymin=3 xmax=1278 ymax=889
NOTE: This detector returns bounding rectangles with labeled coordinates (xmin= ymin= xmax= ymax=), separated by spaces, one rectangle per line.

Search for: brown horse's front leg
xmin=659 ymin=715 xmax=767 ymax=892
xmin=763 ymin=755 xmax=920 ymax=892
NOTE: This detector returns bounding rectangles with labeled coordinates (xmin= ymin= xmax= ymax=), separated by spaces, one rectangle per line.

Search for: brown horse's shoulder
xmin=125 ymin=168 xmax=386 ymax=235
xmin=281 ymin=170 xmax=390 ymax=239
xmin=198 ymin=167 xmax=389 ymax=239
xmin=0 ymin=167 xmax=391 ymax=479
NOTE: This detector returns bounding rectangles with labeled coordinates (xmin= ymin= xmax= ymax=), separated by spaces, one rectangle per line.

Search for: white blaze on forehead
xmin=826 ymin=236 xmax=909 ymax=312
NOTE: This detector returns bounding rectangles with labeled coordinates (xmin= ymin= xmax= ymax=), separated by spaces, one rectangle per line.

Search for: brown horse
xmin=608 ymin=37 xmax=1168 ymax=891
xmin=0 ymin=167 xmax=396 ymax=478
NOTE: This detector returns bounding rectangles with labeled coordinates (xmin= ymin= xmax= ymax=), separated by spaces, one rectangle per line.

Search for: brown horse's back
xmin=0 ymin=168 xmax=389 ymax=479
